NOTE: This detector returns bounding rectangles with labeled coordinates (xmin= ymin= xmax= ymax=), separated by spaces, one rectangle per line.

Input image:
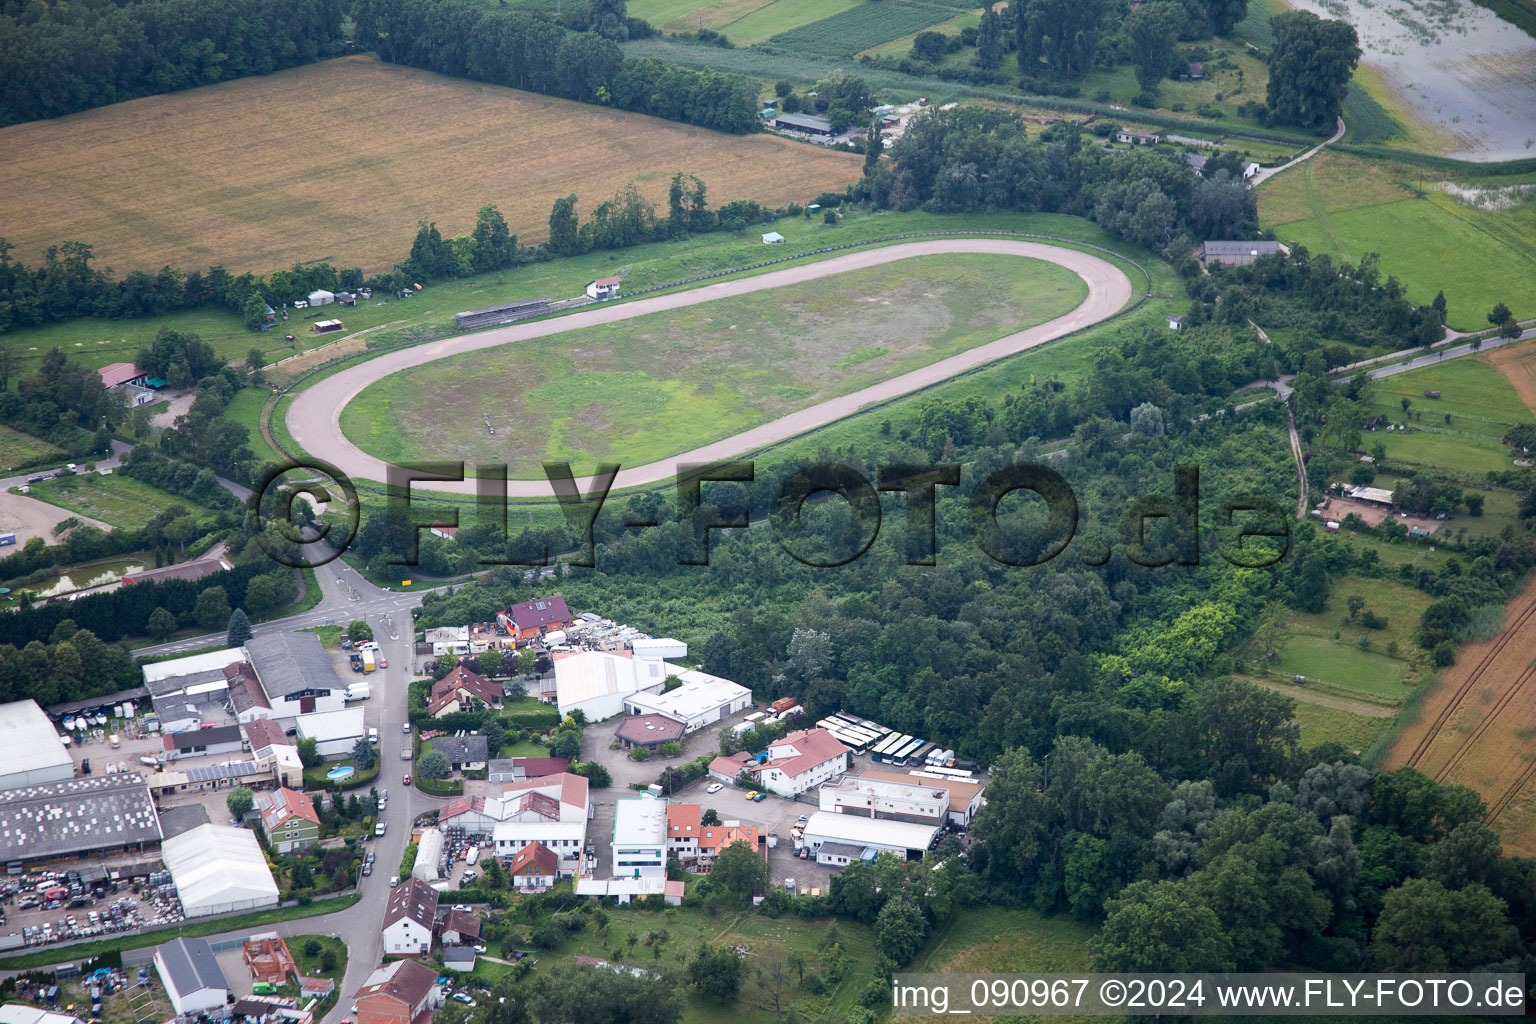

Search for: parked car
xmin=742 ymin=790 xmax=756 ymax=800
xmin=375 ymin=821 xmax=387 ymax=836
xmin=706 ymin=783 xmax=723 ymax=794
xmin=752 ymin=791 xmax=767 ymax=802
xmin=403 ymin=774 xmax=411 ymax=785
xmin=402 ymin=722 xmax=411 ymax=733
xmin=380 ymin=657 xmax=388 ymax=668
xmin=388 ymin=877 xmax=399 ymax=888
xmin=361 ymin=863 xmax=372 ymax=877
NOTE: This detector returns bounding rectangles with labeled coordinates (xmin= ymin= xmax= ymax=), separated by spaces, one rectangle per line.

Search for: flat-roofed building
xmin=818 ymin=776 xmax=948 ymax=826
xmin=612 ymin=794 xmax=667 ymax=880
xmin=0 ymin=773 xmax=161 ymax=868
xmin=621 ymin=669 xmax=753 ymax=732
xmin=0 ymin=701 xmax=75 ymax=790
xmin=800 ymin=810 xmax=937 ymax=861
xmin=863 ymin=769 xmax=987 ymax=828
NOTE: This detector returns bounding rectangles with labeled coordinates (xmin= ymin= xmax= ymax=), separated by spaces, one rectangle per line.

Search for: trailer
xmin=362 ymin=650 xmax=376 ymax=674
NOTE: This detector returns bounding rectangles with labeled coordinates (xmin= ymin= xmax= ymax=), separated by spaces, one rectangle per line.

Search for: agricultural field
xmin=27 ymin=472 xmax=202 ymax=530
xmin=337 ymin=252 xmax=1089 ymax=476
xmin=0 ymin=55 xmax=862 ymax=277
xmin=0 ymin=424 xmax=65 ymax=473
xmin=1259 ymin=151 xmax=1536 ymax=326
xmin=764 ymin=0 xmax=960 ymax=58
xmin=861 ymin=9 xmax=982 ymax=57
xmin=1360 ymin=356 xmax=1535 ymax=479
xmin=1248 ymin=576 xmax=1432 ymax=705
xmin=703 ymin=0 xmax=864 ymax=44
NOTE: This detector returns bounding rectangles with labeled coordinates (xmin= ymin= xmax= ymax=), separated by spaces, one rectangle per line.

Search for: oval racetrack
xmin=286 ymin=238 xmax=1135 ymax=497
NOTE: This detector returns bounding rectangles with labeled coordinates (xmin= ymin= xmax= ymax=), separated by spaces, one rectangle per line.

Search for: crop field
xmin=338 ymin=253 xmax=1088 ymax=476
xmin=1360 ymin=357 xmax=1534 ymax=478
xmin=1341 ymin=68 xmax=1408 ymax=146
xmin=27 ymin=473 xmax=202 ymax=530
xmin=1259 ymin=152 xmax=1536 ymax=327
xmin=0 ymin=425 xmax=65 ymax=472
xmin=0 ymin=55 xmax=862 ymax=276
xmin=765 ymin=0 xmax=959 ymax=57
xmin=861 ymin=9 xmax=982 ymax=56
xmin=713 ymin=0 xmax=864 ymax=43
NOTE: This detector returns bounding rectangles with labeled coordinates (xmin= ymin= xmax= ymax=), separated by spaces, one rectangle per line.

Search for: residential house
xmin=507 ymin=841 xmax=559 ymax=889
xmin=439 ymin=909 xmax=481 ymax=946
xmin=666 ymin=803 xmax=701 ymax=865
xmin=352 ymin=959 xmax=442 ymax=1024
xmin=431 ymin=735 xmax=489 ymax=773
xmin=713 ymin=728 xmax=849 ymax=798
xmin=242 ymin=717 xmax=301 ymax=788
xmin=499 ymin=595 xmax=572 ymax=642
xmin=381 ymin=878 xmax=439 ymax=956
xmin=427 ymin=666 xmax=503 ymax=718
xmin=258 ymin=788 xmax=320 ymax=854
xmin=698 ymin=824 xmax=759 ymax=867
xmin=1114 ymin=130 xmax=1161 ymax=145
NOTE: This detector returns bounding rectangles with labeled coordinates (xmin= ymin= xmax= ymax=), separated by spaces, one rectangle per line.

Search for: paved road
xmin=286 ymin=239 xmax=1134 ymax=498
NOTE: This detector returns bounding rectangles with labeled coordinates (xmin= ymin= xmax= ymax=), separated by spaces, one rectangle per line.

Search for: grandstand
xmin=454 ymin=297 xmax=554 ymax=331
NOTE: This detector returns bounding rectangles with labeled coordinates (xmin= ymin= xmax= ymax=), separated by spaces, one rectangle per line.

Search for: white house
xmin=612 ymin=795 xmax=667 ymax=880
xmin=552 ymin=651 xmax=668 ymax=722
xmin=864 ymin=769 xmax=987 ymax=828
xmin=381 ymin=878 xmax=438 ymax=956
xmin=507 ymin=841 xmax=559 ymax=890
xmin=491 ymin=773 xmax=591 ymax=876
xmin=716 ymin=728 xmax=849 ymax=798
xmin=621 ymin=669 xmax=752 ymax=732
xmin=153 ymin=937 xmax=229 ymax=1016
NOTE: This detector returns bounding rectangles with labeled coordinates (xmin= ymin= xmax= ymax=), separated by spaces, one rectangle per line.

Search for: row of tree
xmin=0 ymin=0 xmax=346 ymax=126
xmin=350 ymin=0 xmax=759 ymax=133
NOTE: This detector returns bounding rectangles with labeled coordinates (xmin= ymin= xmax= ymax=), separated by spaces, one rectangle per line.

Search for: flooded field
xmin=1284 ymin=0 xmax=1536 ymax=160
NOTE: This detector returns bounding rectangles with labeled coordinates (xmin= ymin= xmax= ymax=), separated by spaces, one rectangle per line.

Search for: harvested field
xmin=1485 ymin=338 xmax=1536 ymax=414
xmin=0 ymin=55 xmax=862 ymax=276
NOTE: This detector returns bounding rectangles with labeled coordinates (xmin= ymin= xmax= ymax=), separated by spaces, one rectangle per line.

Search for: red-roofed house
xmin=667 ymin=803 xmax=701 ymax=864
xmin=427 ymin=665 xmax=503 ymax=717
xmin=352 ymin=959 xmax=441 ymax=1024
xmin=258 ymin=788 xmax=320 ymax=853
xmin=499 ymin=595 xmax=572 ymax=642
xmin=714 ymin=729 xmax=849 ymax=797
xmin=98 ymin=363 xmax=147 ymax=390
xmin=585 ymin=276 xmax=622 ymax=300
xmin=439 ymin=909 xmax=481 ymax=945
xmin=507 ymin=841 xmax=559 ymax=889
xmin=487 ymin=756 xmax=570 ymax=783
xmin=491 ymin=773 xmax=591 ymax=874
xmin=699 ymin=824 xmax=759 ymax=865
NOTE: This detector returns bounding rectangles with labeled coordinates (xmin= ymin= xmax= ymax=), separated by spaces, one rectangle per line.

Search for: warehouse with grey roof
xmin=0 ymin=774 xmax=162 ymax=868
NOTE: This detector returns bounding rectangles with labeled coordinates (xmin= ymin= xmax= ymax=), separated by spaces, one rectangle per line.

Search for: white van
xmin=368 ymin=727 xmax=379 ymax=744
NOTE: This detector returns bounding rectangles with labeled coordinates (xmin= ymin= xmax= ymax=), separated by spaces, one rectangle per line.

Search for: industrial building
xmin=161 ymin=824 xmax=279 ymax=917
xmin=0 ymin=701 xmax=75 ymax=790
xmin=294 ymin=708 xmax=366 ymax=760
xmin=629 ymin=638 xmax=687 ymax=660
xmin=154 ymin=937 xmax=229 ymax=1016
xmin=799 ymin=810 xmax=938 ymax=860
xmin=0 ymin=773 xmax=162 ymax=868
xmin=244 ymin=632 xmax=344 ymax=724
xmin=491 ymin=773 xmax=591 ymax=876
xmin=612 ymin=795 xmax=667 ymax=880
xmin=863 ymin=769 xmax=987 ymax=828
xmin=1200 ymin=240 xmax=1283 ymax=267
xmin=709 ymin=728 xmax=850 ymax=797
xmin=551 ymin=651 xmax=668 ymax=722
xmin=620 ymin=669 xmax=753 ymax=732
xmin=162 ymin=724 xmax=245 ymax=761
xmin=818 ymin=776 xmax=948 ymax=826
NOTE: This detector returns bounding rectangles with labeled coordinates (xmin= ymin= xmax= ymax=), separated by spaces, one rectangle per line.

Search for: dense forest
xmin=0 ymin=0 xmax=345 ymax=126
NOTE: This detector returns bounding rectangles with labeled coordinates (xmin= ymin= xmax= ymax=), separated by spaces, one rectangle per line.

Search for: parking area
xmin=0 ymin=867 xmax=181 ymax=949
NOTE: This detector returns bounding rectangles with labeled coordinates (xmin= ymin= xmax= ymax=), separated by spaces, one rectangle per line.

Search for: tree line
xmin=0 ymin=0 xmax=346 ymax=127
xmin=350 ymin=0 xmax=759 ymax=134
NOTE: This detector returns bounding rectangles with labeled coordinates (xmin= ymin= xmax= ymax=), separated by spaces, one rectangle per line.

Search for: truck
xmin=345 ymin=682 xmax=371 ymax=702
xmin=402 ymin=746 xmax=412 ymax=760
xmin=361 ymin=650 xmax=376 ymax=674
xmin=349 ymin=653 xmax=363 ymax=673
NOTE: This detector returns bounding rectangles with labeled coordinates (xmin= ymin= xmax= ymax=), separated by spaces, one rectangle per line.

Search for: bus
xmin=930 ymin=766 xmax=977 ymax=781
xmin=870 ymin=733 xmax=903 ymax=760
xmin=891 ymin=737 xmax=925 ymax=767
xmin=874 ymin=734 xmax=910 ymax=762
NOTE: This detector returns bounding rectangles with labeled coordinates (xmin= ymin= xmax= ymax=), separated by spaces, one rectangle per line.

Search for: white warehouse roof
xmin=0 ymin=700 xmax=74 ymax=789
xmin=622 ymin=669 xmax=751 ymax=722
xmin=294 ymin=707 xmax=365 ymax=743
xmin=141 ymin=648 xmax=248 ymax=685
xmin=802 ymin=810 xmax=938 ymax=856
xmin=161 ymin=824 xmax=279 ymax=917
xmin=630 ymin=638 xmax=687 ymax=660
xmin=554 ymin=652 xmax=668 ymax=710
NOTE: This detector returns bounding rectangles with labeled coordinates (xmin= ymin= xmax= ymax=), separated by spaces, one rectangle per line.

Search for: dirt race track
xmin=285 ymin=238 xmax=1134 ymax=495
xmin=1388 ymin=338 xmax=1536 ymax=857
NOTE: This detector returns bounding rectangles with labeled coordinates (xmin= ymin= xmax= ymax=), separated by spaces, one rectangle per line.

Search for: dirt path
xmin=0 ymin=489 xmax=114 ymax=548
xmin=1241 ymin=676 xmax=1395 ymax=717
xmin=285 ymin=239 xmax=1134 ymax=497
xmin=1249 ymin=116 xmax=1346 ymax=189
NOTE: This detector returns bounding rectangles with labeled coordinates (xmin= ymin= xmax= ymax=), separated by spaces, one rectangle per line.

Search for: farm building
xmin=1200 ymin=240 xmax=1283 ymax=267
xmin=1168 ymin=314 xmax=1185 ymax=330
xmin=154 ymin=937 xmax=229 ymax=1016
xmin=1115 ymin=130 xmax=1161 ymax=145
xmin=1349 ymin=485 xmax=1395 ymax=506
xmin=773 ymin=113 xmax=833 ymax=136
xmin=428 ymin=521 xmax=458 ymax=541
xmin=313 ymin=319 xmax=344 ymax=333
xmin=161 ymin=824 xmax=279 ymax=917
xmin=585 ymin=276 xmax=621 ymax=300
xmin=0 ymin=700 xmax=76 ymax=789
xmin=762 ymin=232 xmax=786 ymax=244
xmin=620 ymin=669 xmax=753 ymax=732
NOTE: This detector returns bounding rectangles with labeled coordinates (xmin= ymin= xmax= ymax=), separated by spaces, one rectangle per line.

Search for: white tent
xmin=162 ymin=824 xmax=279 ymax=917
xmin=308 ymin=289 xmax=335 ymax=306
